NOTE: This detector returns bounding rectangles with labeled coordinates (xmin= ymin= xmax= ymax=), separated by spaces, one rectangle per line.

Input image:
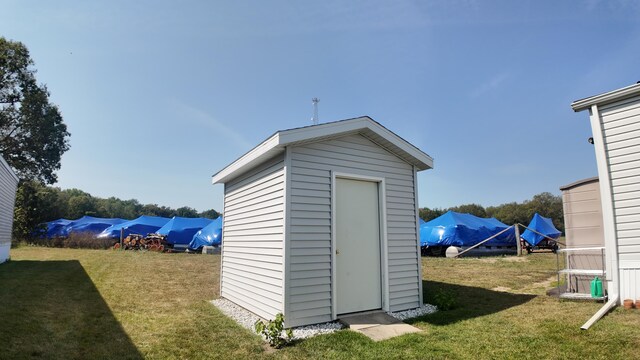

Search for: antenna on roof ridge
xmin=311 ymin=98 xmax=319 ymax=125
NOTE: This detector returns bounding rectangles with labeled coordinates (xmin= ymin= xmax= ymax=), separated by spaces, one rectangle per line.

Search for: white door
xmin=335 ymin=177 xmax=382 ymax=315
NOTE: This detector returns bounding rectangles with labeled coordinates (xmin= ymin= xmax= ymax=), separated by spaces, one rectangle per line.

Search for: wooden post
xmin=120 ymin=228 xmax=124 ymax=249
xmin=515 ymin=224 xmax=521 ymax=256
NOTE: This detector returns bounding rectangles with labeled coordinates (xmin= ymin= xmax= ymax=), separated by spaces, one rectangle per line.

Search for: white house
xmin=572 ymin=82 xmax=640 ymax=327
xmin=212 ymin=116 xmax=433 ymax=327
xmin=0 ymin=155 xmax=19 ymax=263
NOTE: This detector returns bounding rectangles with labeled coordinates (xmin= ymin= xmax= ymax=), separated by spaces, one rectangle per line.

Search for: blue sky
xmin=2 ymin=1 xmax=640 ymax=212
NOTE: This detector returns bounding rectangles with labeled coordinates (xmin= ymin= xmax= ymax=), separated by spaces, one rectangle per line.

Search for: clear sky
xmin=2 ymin=1 xmax=639 ymax=212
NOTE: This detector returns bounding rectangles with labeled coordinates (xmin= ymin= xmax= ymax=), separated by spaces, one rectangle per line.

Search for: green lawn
xmin=1 ymin=247 xmax=638 ymax=359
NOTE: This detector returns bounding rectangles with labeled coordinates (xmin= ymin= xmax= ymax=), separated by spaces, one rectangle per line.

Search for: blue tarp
xmin=97 ymin=215 xmax=171 ymax=239
xmin=419 ymin=211 xmax=516 ymax=247
xmin=188 ymin=217 xmax=223 ymax=250
xmin=155 ymin=217 xmax=214 ymax=245
xmin=521 ymin=213 xmax=561 ymax=246
xmin=62 ymin=216 xmax=127 ymax=237
xmin=40 ymin=218 xmax=72 ymax=238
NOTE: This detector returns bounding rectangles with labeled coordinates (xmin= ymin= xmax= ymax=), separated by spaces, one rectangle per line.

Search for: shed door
xmin=335 ymin=178 xmax=382 ymax=314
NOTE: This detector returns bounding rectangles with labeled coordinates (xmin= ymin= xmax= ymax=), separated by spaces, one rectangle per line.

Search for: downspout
xmin=579 ymin=104 xmax=621 ymax=329
xmin=581 ymin=294 xmax=618 ymax=330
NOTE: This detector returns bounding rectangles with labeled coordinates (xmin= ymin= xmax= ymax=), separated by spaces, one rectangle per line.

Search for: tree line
xmin=419 ymin=192 xmax=565 ymax=234
xmin=13 ymin=180 xmax=221 ymax=239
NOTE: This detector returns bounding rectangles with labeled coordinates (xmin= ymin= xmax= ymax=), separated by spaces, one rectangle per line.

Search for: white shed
xmin=0 ymin=155 xmax=19 ymax=264
xmin=212 ymin=116 xmax=433 ymax=327
xmin=572 ymin=83 xmax=640 ymax=312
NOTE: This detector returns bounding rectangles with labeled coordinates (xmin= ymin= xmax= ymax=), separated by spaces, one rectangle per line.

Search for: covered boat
xmin=420 ymin=211 xmax=515 ymax=247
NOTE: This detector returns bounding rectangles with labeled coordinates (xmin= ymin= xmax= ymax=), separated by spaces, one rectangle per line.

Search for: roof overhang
xmin=571 ymin=83 xmax=640 ymax=112
xmin=212 ymin=116 xmax=433 ymax=184
xmin=559 ymin=176 xmax=599 ymax=191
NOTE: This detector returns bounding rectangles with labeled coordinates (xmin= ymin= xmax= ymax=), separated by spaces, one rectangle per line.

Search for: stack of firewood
xmin=113 ymin=234 xmax=167 ymax=251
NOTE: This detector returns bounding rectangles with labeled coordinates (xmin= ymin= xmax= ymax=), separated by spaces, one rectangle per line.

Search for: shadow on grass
xmin=417 ymin=280 xmax=536 ymax=326
xmin=0 ymin=260 xmax=142 ymax=359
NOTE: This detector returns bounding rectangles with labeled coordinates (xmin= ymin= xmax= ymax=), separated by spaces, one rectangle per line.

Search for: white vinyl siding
xmin=286 ymin=134 xmax=420 ymax=326
xmin=221 ymin=154 xmax=285 ymax=320
xmin=600 ymin=95 xmax=640 ymax=264
xmin=0 ymin=156 xmax=18 ymax=263
xmin=620 ymin=268 xmax=640 ymax=301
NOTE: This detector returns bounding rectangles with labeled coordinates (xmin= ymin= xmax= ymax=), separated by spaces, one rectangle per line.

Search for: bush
xmin=254 ymin=313 xmax=293 ymax=349
xmin=431 ymin=288 xmax=457 ymax=311
xmin=25 ymin=233 xmax=116 ymax=250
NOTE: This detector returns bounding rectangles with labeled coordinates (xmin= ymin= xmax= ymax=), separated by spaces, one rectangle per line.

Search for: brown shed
xmin=560 ymin=177 xmax=605 ymax=294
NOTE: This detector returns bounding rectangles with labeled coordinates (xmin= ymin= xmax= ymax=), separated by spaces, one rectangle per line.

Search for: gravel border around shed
xmin=212 ymin=298 xmax=437 ymax=341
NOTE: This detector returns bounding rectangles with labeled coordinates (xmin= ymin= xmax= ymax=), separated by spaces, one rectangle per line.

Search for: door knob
xmin=336 ymin=249 xmax=340 ymax=255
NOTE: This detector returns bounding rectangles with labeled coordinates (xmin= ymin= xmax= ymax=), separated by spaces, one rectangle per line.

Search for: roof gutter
xmin=571 ymin=83 xmax=640 ymax=112
xmin=581 ymin=294 xmax=618 ymax=330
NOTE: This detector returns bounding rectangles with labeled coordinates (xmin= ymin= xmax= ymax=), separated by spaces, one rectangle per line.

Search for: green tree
xmin=448 ymin=203 xmax=487 ymax=218
xmin=526 ymin=192 xmax=564 ymax=233
xmin=141 ymin=204 xmax=174 ymax=218
xmin=199 ymin=209 xmax=221 ymax=219
xmin=0 ymin=37 xmax=70 ymax=184
xmin=12 ymin=180 xmax=60 ymax=238
xmin=419 ymin=207 xmax=445 ymax=222
xmin=2 ymin=37 xmax=71 ymax=239
xmin=175 ymin=206 xmax=198 ymax=218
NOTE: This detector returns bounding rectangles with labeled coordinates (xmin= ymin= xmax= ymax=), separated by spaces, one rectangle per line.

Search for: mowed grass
xmin=1 ymin=247 xmax=638 ymax=359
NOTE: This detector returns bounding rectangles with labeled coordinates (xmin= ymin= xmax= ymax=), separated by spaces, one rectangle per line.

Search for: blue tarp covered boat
xmin=420 ymin=211 xmax=515 ymax=247
xmin=521 ymin=213 xmax=561 ymax=246
xmin=188 ymin=217 xmax=223 ymax=250
xmin=155 ymin=217 xmax=214 ymax=246
xmin=62 ymin=216 xmax=127 ymax=237
xmin=40 ymin=218 xmax=72 ymax=238
xmin=97 ymin=215 xmax=171 ymax=239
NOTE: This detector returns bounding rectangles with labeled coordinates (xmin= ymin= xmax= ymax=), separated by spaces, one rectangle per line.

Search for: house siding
xmin=600 ymin=95 xmax=640 ymax=265
xmin=221 ymin=154 xmax=285 ymax=320
xmin=286 ymin=134 xmax=420 ymax=327
xmin=0 ymin=156 xmax=18 ymax=263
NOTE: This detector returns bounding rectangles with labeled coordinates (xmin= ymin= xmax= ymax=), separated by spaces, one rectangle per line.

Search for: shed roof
xmin=212 ymin=116 xmax=433 ymax=184
xmin=571 ymin=82 xmax=640 ymax=112
xmin=559 ymin=177 xmax=599 ymax=191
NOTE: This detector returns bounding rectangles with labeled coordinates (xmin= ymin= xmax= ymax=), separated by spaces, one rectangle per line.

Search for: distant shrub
xmin=26 ymin=233 xmax=116 ymax=250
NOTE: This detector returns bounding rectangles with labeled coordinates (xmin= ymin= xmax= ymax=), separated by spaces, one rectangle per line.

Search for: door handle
xmin=336 ymin=249 xmax=340 ymax=255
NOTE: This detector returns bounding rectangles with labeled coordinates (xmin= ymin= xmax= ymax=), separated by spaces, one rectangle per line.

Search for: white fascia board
xmin=212 ymin=133 xmax=281 ymax=184
xmin=212 ymin=116 xmax=434 ymax=184
xmin=366 ymin=120 xmax=434 ymax=170
xmin=279 ymin=117 xmax=434 ymax=170
xmin=572 ymin=83 xmax=640 ymax=112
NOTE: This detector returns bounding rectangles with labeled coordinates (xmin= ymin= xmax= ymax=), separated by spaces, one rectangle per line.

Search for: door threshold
xmin=338 ymin=309 xmax=384 ymax=319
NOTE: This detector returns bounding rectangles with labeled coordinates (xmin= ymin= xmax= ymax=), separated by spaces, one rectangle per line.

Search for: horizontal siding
xmin=0 ymin=157 xmax=18 ymax=255
xmin=561 ymin=181 xmax=604 ymax=248
xmin=287 ymin=134 xmax=420 ymax=325
xmin=601 ymin=98 xmax=640 ymax=263
xmin=221 ymin=154 xmax=285 ymax=320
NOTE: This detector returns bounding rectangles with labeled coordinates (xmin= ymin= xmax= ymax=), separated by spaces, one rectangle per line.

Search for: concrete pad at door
xmin=339 ymin=312 xmax=422 ymax=341
xmin=358 ymin=323 xmax=422 ymax=342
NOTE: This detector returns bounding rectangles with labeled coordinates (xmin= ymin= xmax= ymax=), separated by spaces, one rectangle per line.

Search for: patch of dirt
xmin=492 ymin=286 xmax=512 ymax=292
xmin=502 ymin=256 xmax=529 ymax=262
xmin=478 ymin=258 xmax=497 ymax=263
xmin=531 ymin=276 xmax=556 ymax=289
xmin=261 ymin=343 xmax=277 ymax=354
